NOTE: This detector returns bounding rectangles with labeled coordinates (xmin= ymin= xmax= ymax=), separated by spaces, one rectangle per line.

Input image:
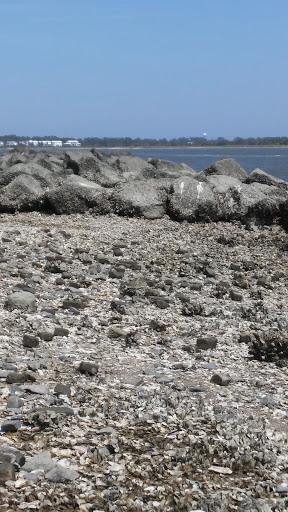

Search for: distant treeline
xmin=1 ymin=135 xmax=288 ymax=147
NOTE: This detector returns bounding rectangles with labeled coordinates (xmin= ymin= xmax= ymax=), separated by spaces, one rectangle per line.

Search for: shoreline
xmin=1 ymin=145 xmax=288 ymax=151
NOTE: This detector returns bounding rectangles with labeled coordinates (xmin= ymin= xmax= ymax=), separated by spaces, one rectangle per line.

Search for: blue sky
xmin=1 ymin=0 xmax=287 ymax=139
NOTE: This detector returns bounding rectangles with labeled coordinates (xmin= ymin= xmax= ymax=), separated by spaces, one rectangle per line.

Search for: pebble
xmin=210 ymin=373 xmax=231 ymax=386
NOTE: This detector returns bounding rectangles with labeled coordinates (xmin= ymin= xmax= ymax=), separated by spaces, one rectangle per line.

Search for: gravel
xmin=0 ymin=211 xmax=287 ymax=511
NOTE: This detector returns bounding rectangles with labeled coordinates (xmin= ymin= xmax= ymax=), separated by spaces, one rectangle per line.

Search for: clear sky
xmin=1 ymin=0 xmax=287 ymax=139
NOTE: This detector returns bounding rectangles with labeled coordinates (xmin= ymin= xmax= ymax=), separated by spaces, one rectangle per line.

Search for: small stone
xmin=6 ymin=291 xmax=36 ymax=312
xmin=54 ymin=327 xmax=69 ymax=337
xmin=24 ymin=384 xmax=50 ymax=395
xmin=45 ymin=464 xmax=79 ymax=482
xmin=109 ymin=267 xmax=125 ymax=279
xmin=149 ymin=319 xmax=167 ymax=332
xmin=196 ymin=337 xmax=217 ymax=350
xmin=1 ymin=420 xmax=21 ymax=433
xmin=62 ymin=299 xmax=86 ymax=310
xmin=22 ymin=334 xmax=40 ymax=348
xmin=230 ymin=289 xmax=243 ymax=301
xmin=190 ymin=386 xmax=206 ymax=393
xmin=78 ymin=361 xmax=99 ymax=375
xmin=108 ymin=326 xmax=128 ymax=339
xmin=37 ymin=331 xmax=54 ymax=342
xmin=6 ymin=372 xmax=36 ymax=384
xmin=0 ymin=446 xmax=25 ymax=467
xmin=276 ymin=483 xmax=288 ymax=494
xmin=7 ymin=396 xmax=24 ymax=409
xmin=260 ymin=395 xmax=276 ymax=408
xmin=22 ymin=451 xmax=56 ymax=472
xmin=182 ymin=302 xmax=204 ymax=316
xmin=202 ymin=362 xmax=217 ymax=370
xmin=151 ymin=297 xmax=170 ymax=309
xmin=190 ymin=282 xmax=202 ymax=291
xmin=0 ymin=462 xmax=15 ymax=484
xmin=54 ymin=383 xmax=71 ymax=397
xmin=204 ymin=266 xmax=216 ymax=278
xmin=239 ymin=332 xmax=253 ymax=343
xmin=211 ymin=373 xmax=231 ymax=386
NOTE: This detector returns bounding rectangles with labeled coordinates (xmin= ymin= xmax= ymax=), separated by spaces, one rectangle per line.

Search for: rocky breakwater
xmin=0 ymin=150 xmax=286 ymax=510
xmin=0 ymin=147 xmax=287 ymax=228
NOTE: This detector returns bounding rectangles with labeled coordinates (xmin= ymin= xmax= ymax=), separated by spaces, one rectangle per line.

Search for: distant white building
xmin=64 ymin=140 xmax=81 ymax=147
xmin=28 ymin=140 xmax=39 ymax=146
xmin=6 ymin=141 xmax=18 ymax=146
xmin=0 ymin=141 xmax=4 ymax=146
xmin=41 ymin=141 xmax=52 ymax=146
xmin=51 ymin=141 xmax=63 ymax=147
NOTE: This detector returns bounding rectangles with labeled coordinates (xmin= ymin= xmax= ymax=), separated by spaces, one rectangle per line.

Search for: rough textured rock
xmin=6 ymin=291 xmax=36 ymax=311
xmin=167 ymin=176 xmax=218 ymax=222
xmin=46 ymin=175 xmax=112 ymax=214
xmin=112 ymin=179 xmax=169 ymax=219
xmin=198 ymin=158 xmax=248 ymax=181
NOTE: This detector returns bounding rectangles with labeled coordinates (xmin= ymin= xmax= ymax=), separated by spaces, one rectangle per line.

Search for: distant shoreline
xmin=1 ymin=145 xmax=288 ymax=151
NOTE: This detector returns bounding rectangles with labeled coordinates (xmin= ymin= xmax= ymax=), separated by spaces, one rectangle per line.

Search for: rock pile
xmin=0 ymin=148 xmax=287 ymax=229
xmin=0 ymin=210 xmax=286 ymax=510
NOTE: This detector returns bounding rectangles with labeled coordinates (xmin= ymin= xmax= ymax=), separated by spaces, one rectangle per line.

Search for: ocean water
xmin=128 ymin=147 xmax=288 ymax=181
xmin=1 ymin=146 xmax=288 ymax=181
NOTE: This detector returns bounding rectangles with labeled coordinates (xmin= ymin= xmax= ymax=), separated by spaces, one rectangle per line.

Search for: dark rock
xmin=149 ymin=319 xmax=167 ymax=332
xmin=6 ymin=371 xmax=36 ymax=384
xmin=108 ymin=267 xmax=125 ymax=279
xmin=182 ymin=302 xmax=204 ymax=316
xmin=54 ymin=383 xmax=71 ymax=397
xmin=230 ymin=289 xmax=243 ymax=301
xmin=0 ymin=462 xmax=15 ymax=483
xmin=196 ymin=336 xmax=217 ymax=350
xmin=62 ymin=299 xmax=86 ymax=310
xmin=211 ymin=373 xmax=231 ymax=386
xmin=23 ymin=334 xmax=40 ymax=348
xmin=0 ymin=446 xmax=25 ymax=467
xmin=54 ymin=327 xmax=69 ymax=337
xmin=150 ymin=297 xmax=170 ymax=309
xmin=78 ymin=361 xmax=99 ymax=375
xmin=37 ymin=330 xmax=54 ymax=341
xmin=1 ymin=420 xmax=21 ymax=432
xmin=204 ymin=266 xmax=216 ymax=278
xmin=239 ymin=332 xmax=253 ymax=344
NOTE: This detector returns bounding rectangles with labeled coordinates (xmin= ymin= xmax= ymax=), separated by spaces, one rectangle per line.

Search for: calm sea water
xmin=1 ymin=147 xmax=288 ymax=181
xmin=128 ymin=147 xmax=288 ymax=181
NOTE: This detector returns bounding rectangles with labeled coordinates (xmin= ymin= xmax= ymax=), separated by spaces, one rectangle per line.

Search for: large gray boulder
xmin=245 ymin=168 xmax=288 ymax=189
xmin=111 ymin=154 xmax=157 ymax=181
xmin=147 ymin=158 xmax=196 ymax=179
xmin=65 ymin=151 xmax=121 ymax=187
xmin=111 ymin=179 xmax=169 ymax=219
xmin=0 ymin=175 xmax=46 ymax=212
xmin=46 ymin=175 xmax=112 ymax=214
xmin=0 ymin=163 xmax=55 ymax=188
xmin=224 ymin=182 xmax=286 ymax=224
xmin=198 ymin=158 xmax=248 ymax=181
xmin=167 ymin=177 xmax=217 ymax=222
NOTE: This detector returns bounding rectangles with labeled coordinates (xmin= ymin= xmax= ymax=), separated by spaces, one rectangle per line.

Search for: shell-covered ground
xmin=0 ymin=212 xmax=287 ymax=512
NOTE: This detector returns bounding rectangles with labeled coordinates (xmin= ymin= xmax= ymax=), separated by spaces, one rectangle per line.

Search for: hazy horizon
xmin=1 ymin=0 xmax=287 ymax=139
